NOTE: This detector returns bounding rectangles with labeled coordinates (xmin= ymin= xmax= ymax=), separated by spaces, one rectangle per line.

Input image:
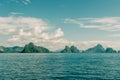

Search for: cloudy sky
xmin=0 ymin=0 xmax=120 ymax=50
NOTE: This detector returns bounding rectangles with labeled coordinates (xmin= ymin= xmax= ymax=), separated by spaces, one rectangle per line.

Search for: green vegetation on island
xmin=21 ymin=42 xmax=50 ymax=53
xmin=84 ymin=44 xmax=105 ymax=53
xmin=61 ymin=46 xmax=80 ymax=53
xmin=105 ymin=47 xmax=117 ymax=53
xmin=0 ymin=46 xmax=23 ymax=53
xmin=0 ymin=42 xmax=119 ymax=53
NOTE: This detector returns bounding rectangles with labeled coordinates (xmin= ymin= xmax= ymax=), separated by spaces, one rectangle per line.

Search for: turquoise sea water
xmin=0 ymin=53 xmax=120 ymax=80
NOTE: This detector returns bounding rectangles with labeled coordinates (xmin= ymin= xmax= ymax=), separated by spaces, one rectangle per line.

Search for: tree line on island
xmin=0 ymin=42 xmax=119 ymax=53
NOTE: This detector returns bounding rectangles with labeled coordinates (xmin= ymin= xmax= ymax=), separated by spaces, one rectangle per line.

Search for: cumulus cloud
xmin=1 ymin=16 xmax=120 ymax=50
xmin=0 ymin=16 xmax=66 ymax=50
xmin=64 ymin=17 xmax=120 ymax=32
xmin=0 ymin=16 xmax=48 ymax=35
xmin=63 ymin=17 xmax=120 ymax=50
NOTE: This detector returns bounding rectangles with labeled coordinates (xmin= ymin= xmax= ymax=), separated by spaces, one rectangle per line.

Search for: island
xmin=0 ymin=42 xmax=119 ymax=53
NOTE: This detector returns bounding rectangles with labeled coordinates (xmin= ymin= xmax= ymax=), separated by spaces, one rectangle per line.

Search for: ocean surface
xmin=0 ymin=53 xmax=120 ymax=80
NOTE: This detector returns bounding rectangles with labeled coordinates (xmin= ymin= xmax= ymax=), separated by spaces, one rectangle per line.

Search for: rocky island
xmin=0 ymin=42 xmax=119 ymax=53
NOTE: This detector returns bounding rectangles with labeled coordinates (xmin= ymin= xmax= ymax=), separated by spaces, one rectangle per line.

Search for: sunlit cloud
xmin=1 ymin=16 xmax=120 ymax=50
xmin=0 ymin=16 xmax=65 ymax=50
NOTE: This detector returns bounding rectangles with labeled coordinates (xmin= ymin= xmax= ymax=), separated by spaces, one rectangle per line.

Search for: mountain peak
xmin=28 ymin=42 xmax=34 ymax=46
xmin=85 ymin=44 xmax=105 ymax=53
xmin=21 ymin=42 xmax=50 ymax=53
xmin=95 ymin=44 xmax=103 ymax=48
xmin=61 ymin=45 xmax=80 ymax=53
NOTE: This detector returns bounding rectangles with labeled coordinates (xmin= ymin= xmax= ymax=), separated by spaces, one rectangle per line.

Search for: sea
xmin=0 ymin=53 xmax=120 ymax=80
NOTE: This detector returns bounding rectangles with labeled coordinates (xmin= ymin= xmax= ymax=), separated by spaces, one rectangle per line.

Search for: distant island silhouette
xmin=0 ymin=42 xmax=119 ymax=53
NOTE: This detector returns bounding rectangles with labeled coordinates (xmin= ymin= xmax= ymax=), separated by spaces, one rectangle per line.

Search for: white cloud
xmin=63 ymin=17 xmax=120 ymax=50
xmin=10 ymin=12 xmax=24 ymax=15
xmin=64 ymin=17 xmax=120 ymax=32
xmin=10 ymin=0 xmax=31 ymax=5
xmin=0 ymin=0 xmax=32 ymax=6
xmin=109 ymin=34 xmax=120 ymax=37
xmin=1 ymin=16 xmax=120 ymax=50
xmin=22 ymin=0 xmax=31 ymax=5
xmin=0 ymin=16 xmax=48 ymax=35
xmin=0 ymin=16 xmax=66 ymax=50
xmin=56 ymin=40 xmax=120 ymax=50
xmin=82 ymin=41 xmax=120 ymax=50
xmin=46 ymin=40 xmax=120 ymax=50
xmin=41 ymin=28 xmax=64 ymax=40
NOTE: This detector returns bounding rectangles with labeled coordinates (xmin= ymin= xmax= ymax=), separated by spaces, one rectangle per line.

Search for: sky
xmin=0 ymin=0 xmax=120 ymax=50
